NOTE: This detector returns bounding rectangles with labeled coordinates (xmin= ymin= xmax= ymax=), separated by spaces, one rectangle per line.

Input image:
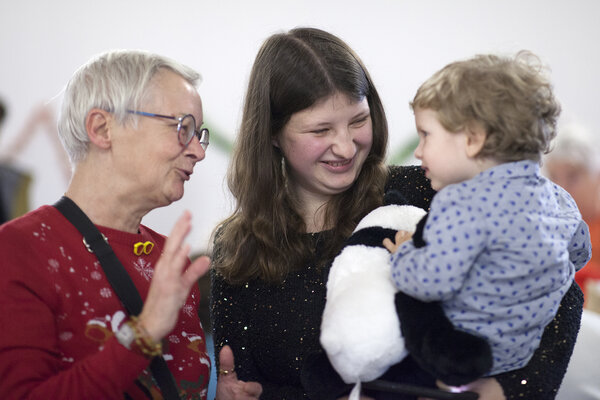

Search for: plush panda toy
xmin=319 ymin=192 xmax=492 ymax=399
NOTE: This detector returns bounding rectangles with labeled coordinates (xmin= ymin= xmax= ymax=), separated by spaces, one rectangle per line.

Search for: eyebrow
xmin=304 ymin=110 xmax=371 ymax=127
xmin=352 ymin=110 xmax=370 ymax=119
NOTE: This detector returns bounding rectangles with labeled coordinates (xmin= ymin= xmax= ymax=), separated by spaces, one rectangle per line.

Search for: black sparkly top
xmin=210 ymin=165 xmax=583 ymax=400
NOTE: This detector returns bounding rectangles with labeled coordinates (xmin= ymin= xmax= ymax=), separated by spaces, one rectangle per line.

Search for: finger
xmin=435 ymin=379 xmax=450 ymax=390
xmin=163 ymin=211 xmax=193 ymax=256
xmin=172 ymin=242 xmax=195 ymax=272
xmin=241 ymin=381 xmax=263 ymax=397
xmin=153 ymin=240 xmax=193 ymax=281
xmin=181 ymin=256 xmax=211 ymax=288
xmin=396 ymin=231 xmax=412 ymax=244
xmin=218 ymin=345 xmax=238 ymax=380
xmin=382 ymin=237 xmax=394 ymax=252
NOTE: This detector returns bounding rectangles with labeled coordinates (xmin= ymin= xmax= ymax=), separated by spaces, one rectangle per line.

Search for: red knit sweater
xmin=0 ymin=205 xmax=209 ymax=399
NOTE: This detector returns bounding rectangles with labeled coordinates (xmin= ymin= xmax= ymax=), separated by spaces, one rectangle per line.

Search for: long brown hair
xmin=214 ymin=27 xmax=388 ymax=284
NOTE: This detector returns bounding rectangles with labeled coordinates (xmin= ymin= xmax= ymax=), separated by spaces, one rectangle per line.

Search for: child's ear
xmin=465 ymin=125 xmax=486 ymax=158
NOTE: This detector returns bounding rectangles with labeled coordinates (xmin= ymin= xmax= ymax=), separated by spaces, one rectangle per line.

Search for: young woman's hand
xmin=418 ymin=378 xmax=505 ymax=400
xmin=216 ymin=345 xmax=263 ymax=400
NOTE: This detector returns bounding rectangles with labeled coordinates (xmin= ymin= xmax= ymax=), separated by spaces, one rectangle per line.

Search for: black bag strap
xmin=54 ymin=196 xmax=181 ymax=400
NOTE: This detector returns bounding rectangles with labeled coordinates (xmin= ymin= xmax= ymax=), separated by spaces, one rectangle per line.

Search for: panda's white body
xmin=320 ymin=204 xmax=427 ymax=394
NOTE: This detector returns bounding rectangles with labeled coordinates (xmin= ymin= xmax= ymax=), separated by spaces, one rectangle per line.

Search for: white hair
xmin=57 ymin=49 xmax=201 ymax=165
xmin=545 ymin=122 xmax=600 ymax=172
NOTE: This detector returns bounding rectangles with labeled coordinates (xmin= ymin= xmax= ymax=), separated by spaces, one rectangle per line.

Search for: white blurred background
xmin=1 ymin=0 xmax=599 ymax=253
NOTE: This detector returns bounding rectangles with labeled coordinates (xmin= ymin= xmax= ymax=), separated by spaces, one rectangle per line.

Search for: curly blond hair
xmin=411 ymin=51 xmax=560 ymax=162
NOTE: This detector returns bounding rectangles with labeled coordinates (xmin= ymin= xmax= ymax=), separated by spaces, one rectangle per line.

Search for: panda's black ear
xmin=384 ymin=190 xmax=409 ymax=206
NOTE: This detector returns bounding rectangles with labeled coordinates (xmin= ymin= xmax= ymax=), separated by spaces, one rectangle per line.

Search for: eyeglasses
xmin=126 ymin=110 xmax=209 ymax=150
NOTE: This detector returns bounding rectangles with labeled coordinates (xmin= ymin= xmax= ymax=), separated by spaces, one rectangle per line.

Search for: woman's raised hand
xmin=138 ymin=211 xmax=210 ymax=341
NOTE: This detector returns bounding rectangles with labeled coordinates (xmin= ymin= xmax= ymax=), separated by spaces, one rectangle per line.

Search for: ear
xmin=272 ymin=136 xmax=280 ymax=148
xmin=465 ymin=124 xmax=486 ymax=158
xmin=85 ymin=108 xmax=112 ymax=150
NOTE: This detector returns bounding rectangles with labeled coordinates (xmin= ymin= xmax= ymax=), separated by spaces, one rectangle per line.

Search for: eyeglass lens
xmin=179 ymin=115 xmax=209 ymax=150
xmin=198 ymin=129 xmax=209 ymax=150
xmin=179 ymin=115 xmax=196 ymax=146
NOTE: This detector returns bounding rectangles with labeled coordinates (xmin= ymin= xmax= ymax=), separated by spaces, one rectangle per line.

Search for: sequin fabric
xmin=211 ymin=234 xmax=329 ymax=399
xmin=209 ymin=165 xmax=584 ymax=399
xmin=495 ymin=282 xmax=583 ymax=399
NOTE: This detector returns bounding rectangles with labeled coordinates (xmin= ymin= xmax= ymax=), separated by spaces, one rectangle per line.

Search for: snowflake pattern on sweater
xmin=0 ymin=205 xmax=210 ymax=399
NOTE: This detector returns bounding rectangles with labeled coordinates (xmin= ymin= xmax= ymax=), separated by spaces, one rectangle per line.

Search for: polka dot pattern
xmin=390 ymin=160 xmax=591 ymax=374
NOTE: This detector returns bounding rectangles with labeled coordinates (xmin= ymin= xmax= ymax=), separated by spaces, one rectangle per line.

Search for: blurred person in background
xmin=544 ymin=123 xmax=600 ymax=309
xmin=547 ymin=123 xmax=600 ymax=400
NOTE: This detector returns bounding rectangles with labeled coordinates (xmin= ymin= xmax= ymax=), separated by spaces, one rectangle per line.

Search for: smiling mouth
xmin=324 ymin=159 xmax=352 ymax=167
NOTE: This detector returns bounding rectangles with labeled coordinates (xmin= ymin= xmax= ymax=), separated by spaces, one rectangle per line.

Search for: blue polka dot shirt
xmin=390 ymin=160 xmax=591 ymax=375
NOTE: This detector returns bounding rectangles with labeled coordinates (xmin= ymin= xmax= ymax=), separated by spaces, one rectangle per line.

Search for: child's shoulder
xmin=431 ymin=178 xmax=495 ymax=213
xmin=435 ymin=180 xmax=475 ymax=201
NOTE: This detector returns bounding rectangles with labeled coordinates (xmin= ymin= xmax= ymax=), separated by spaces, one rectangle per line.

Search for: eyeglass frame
xmin=126 ymin=110 xmax=209 ymax=150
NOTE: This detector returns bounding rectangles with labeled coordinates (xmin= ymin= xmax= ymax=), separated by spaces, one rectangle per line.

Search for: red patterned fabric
xmin=0 ymin=205 xmax=209 ymax=399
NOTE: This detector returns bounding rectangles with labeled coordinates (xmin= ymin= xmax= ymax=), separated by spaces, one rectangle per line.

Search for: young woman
xmin=210 ymin=27 xmax=583 ymax=400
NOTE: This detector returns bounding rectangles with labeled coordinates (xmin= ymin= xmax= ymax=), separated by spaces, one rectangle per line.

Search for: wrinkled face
xmin=111 ymin=69 xmax=205 ymax=208
xmin=274 ymin=92 xmax=373 ymax=204
xmin=413 ymin=108 xmax=480 ymax=191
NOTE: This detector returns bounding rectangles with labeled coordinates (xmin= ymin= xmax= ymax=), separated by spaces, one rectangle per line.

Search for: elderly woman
xmin=0 ymin=50 xmax=260 ymax=400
